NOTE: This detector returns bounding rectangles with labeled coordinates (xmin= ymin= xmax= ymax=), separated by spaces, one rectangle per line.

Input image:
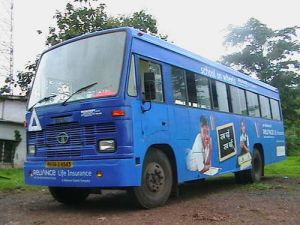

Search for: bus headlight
xmin=98 ymin=139 xmax=116 ymax=152
xmin=28 ymin=145 xmax=36 ymax=155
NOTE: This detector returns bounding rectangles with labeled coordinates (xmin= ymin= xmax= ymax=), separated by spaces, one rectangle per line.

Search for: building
xmin=0 ymin=95 xmax=27 ymax=167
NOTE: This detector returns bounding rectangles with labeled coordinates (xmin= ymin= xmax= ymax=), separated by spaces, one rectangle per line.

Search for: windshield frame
xmin=27 ymin=28 xmax=130 ymax=110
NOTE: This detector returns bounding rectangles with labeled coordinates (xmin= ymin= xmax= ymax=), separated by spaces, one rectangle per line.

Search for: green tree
xmin=0 ymin=0 xmax=164 ymax=95
xmin=45 ymin=0 xmax=163 ymax=47
xmin=222 ymin=18 xmax=300 ymax=155
xmin=0 ymin=58 xmax=39 ymax=96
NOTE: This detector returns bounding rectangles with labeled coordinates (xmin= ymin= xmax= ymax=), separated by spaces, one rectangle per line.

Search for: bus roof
xmin=43 ymin=27 xmax=278 ymax=93
xmin=127 ymin=27 xmax=278 ymax=93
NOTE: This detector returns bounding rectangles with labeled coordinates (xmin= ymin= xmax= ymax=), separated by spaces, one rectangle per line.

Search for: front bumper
xmin=24 ymin=158 xmax=141 ymax=187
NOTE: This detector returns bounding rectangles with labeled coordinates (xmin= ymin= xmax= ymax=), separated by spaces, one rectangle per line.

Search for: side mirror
xmin=141 ymin=91 xmax=152 ymax=113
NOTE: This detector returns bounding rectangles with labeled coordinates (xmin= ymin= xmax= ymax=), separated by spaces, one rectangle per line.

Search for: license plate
xmin=46 ymin=161 xmax=73 ymax=168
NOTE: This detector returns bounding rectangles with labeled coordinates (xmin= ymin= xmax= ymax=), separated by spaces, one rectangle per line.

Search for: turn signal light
xmin=112 ymin=109 xmax=125 ymax=117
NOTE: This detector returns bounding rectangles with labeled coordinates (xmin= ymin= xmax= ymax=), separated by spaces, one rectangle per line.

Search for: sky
xmin=1 ymin=0 xmax=300 ymax=87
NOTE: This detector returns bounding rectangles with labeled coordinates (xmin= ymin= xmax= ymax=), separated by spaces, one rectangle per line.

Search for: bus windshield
xmin=28 ymin=31 xmax=127 ymax=109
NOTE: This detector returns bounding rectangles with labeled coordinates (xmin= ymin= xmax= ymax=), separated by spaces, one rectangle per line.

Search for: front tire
xmin=49 ymin=187 xmax=90 ymax=205
xmin=130 ymin=149 xmax=173 ymax=209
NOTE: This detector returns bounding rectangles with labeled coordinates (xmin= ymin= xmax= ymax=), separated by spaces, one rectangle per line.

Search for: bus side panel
xmin=175 ymin=110 xmax=242 ymax=182
xmin=170 ymin=108 xmax=286 ymax=183
xmin=130 ymin=99 xmax=173 ymax=186
xmin=253 ymin=119 xmax=286 ymax=164
xmin=131 ymin=36 xmax=286 ymax=185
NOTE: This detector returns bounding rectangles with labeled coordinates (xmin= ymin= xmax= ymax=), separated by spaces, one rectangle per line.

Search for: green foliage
xmin=14 ymin=130 xmax=22 ymax=142
xmin=0 ymin=168 xmax=39 ymax=190
xmin=0 ymin=77 xmax=12 ymax=94
xmin=44 ymin=0 xmax=163 ymax=47
xmin=222 ymin=18 xmax=300 ymax=155
xmin=246 ymin=182 xmax=282 ymax=191
xmin=285 ymin=121 xmax=300 ymax=156
xmin=0 ymin=58 xmax=39 ymax=96
xmin=1 ymin=0 xmax=164 ymax=96
xmin=223 ymin=18 xmax=300 ymax=84
xmin=265 ymin=156 xmax=300 ymax=177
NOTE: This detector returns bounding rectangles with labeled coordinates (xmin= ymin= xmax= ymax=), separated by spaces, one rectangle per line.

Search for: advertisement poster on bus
xmin=186 ymin=115 xmax=221 ymax=176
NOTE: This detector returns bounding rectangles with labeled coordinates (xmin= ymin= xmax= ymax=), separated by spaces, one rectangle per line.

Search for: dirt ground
xmin=0 ymin=176 xmax=299 ymax=225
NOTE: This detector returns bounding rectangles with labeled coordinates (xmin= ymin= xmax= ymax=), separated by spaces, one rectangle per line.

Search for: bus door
xmin=136 ymin=57 xmax=169 ymax=140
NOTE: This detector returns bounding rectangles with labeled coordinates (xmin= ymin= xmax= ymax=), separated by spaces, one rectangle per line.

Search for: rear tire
xmin=234 ymin=149 xmax=263 ymax=183
xmin=130 ymin=149 xmax=173 ymax=209
xmin=251 ymin=150 xmax=263 ymax=182
xmin=49 ymin=187 xmax=90 ymax=205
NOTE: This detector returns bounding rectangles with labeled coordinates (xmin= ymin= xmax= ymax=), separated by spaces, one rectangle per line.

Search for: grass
xmin=0 ymin=168 xmax=40 ymax=191
xmin=0 ymin=168 xmax=25 ymax=190
xmin=265 ymin=156 xmax=300 ymax=178
xmin=246 ymin=182 xmax=276 ymax=190
xmin=244 ymin=156 xmax=300 ymax=191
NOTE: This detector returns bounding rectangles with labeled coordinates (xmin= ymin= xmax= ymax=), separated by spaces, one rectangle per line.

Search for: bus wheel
xmin=130 ymin=149 xmax=173 ymax=209
xmin=49 ymin=187 xmax=90 ymax=205
xmin=234 ymin=149 xmax=263 ymax=183
xmin=251 ymin=150 xmax=263 ymax=182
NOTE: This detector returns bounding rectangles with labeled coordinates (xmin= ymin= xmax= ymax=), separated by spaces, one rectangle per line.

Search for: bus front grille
xmin=46 ymin=147 xmax=81 ymax=157
xmin=46 ymin=123 xmax=81 ymax=147
xmin=28 ymin=122 xmax=117 ymax=158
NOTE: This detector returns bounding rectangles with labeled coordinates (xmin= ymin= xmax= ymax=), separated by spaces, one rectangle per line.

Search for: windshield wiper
xmin=28 ymin=94 xmax=57 ymax=111
xmin=62 ymin=82 xmax=98 ymax=106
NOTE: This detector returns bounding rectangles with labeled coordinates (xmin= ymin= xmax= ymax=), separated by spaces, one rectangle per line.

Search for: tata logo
xmin=57 ymin=132 xmax=69 ymax=144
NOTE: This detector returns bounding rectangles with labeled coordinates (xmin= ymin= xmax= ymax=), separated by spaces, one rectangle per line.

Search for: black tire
xmin=130 ymin=149 xmax=173 ymax=209
xmin=49 ymin=187 xmax=90 ymax=205
xmin=234 ymin=149 xmax=263 ymax=183
xmin=251 ymin=150 xmax=263 ymax=182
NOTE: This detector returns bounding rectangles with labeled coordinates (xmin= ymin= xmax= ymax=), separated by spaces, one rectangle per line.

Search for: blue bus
xmin=24 ymin=27 xmax=285 ymax=208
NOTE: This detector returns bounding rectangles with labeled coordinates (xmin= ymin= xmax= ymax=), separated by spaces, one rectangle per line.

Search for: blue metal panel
xmin=24 ymin=158 xmax=140 ymax=187
xmin=26 ymin=103 xmax=134 ymax=162
xmin=164 ymin=107 xmax=286 ymax=183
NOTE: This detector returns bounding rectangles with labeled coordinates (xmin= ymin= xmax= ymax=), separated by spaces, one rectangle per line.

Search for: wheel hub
xmin=145 ymin=162 xmax=165 ymax=192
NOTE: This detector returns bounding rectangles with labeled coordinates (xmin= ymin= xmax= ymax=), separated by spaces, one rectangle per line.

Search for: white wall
xmin=0 ymin=97 xmax=27 ymax=167
xmin=0 ymin=123 xmax=26 ymax=167
xmin=1 ymin=99 xmax=26 ymax=123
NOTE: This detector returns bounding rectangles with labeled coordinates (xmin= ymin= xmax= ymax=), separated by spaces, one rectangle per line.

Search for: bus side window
xmin=270 ymin=99 xmax=281 ymax=120
xmin=139 ymin=59 xmax=164 ymax=102
xmin=128 ymin=56 xmax=137 ymax=96
xmin=186 ymin=72 xmax=211 ymax=109
xmin=211 ymin=80 xmax=229 ymax=112
xmin=186 ymin=71 xmax=197 ymax=107
xmin=230 ymin=86 xmax=247 ymax=115
xmin=171 ymin=67 xmax=187 ymax=105
xmin=195 ymin=75 xmax=211 ymax=109
xmin=246 ymin=91 xmax=260 ymax=117
xmin=259 ymin=95 xmax=272 ymax=119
